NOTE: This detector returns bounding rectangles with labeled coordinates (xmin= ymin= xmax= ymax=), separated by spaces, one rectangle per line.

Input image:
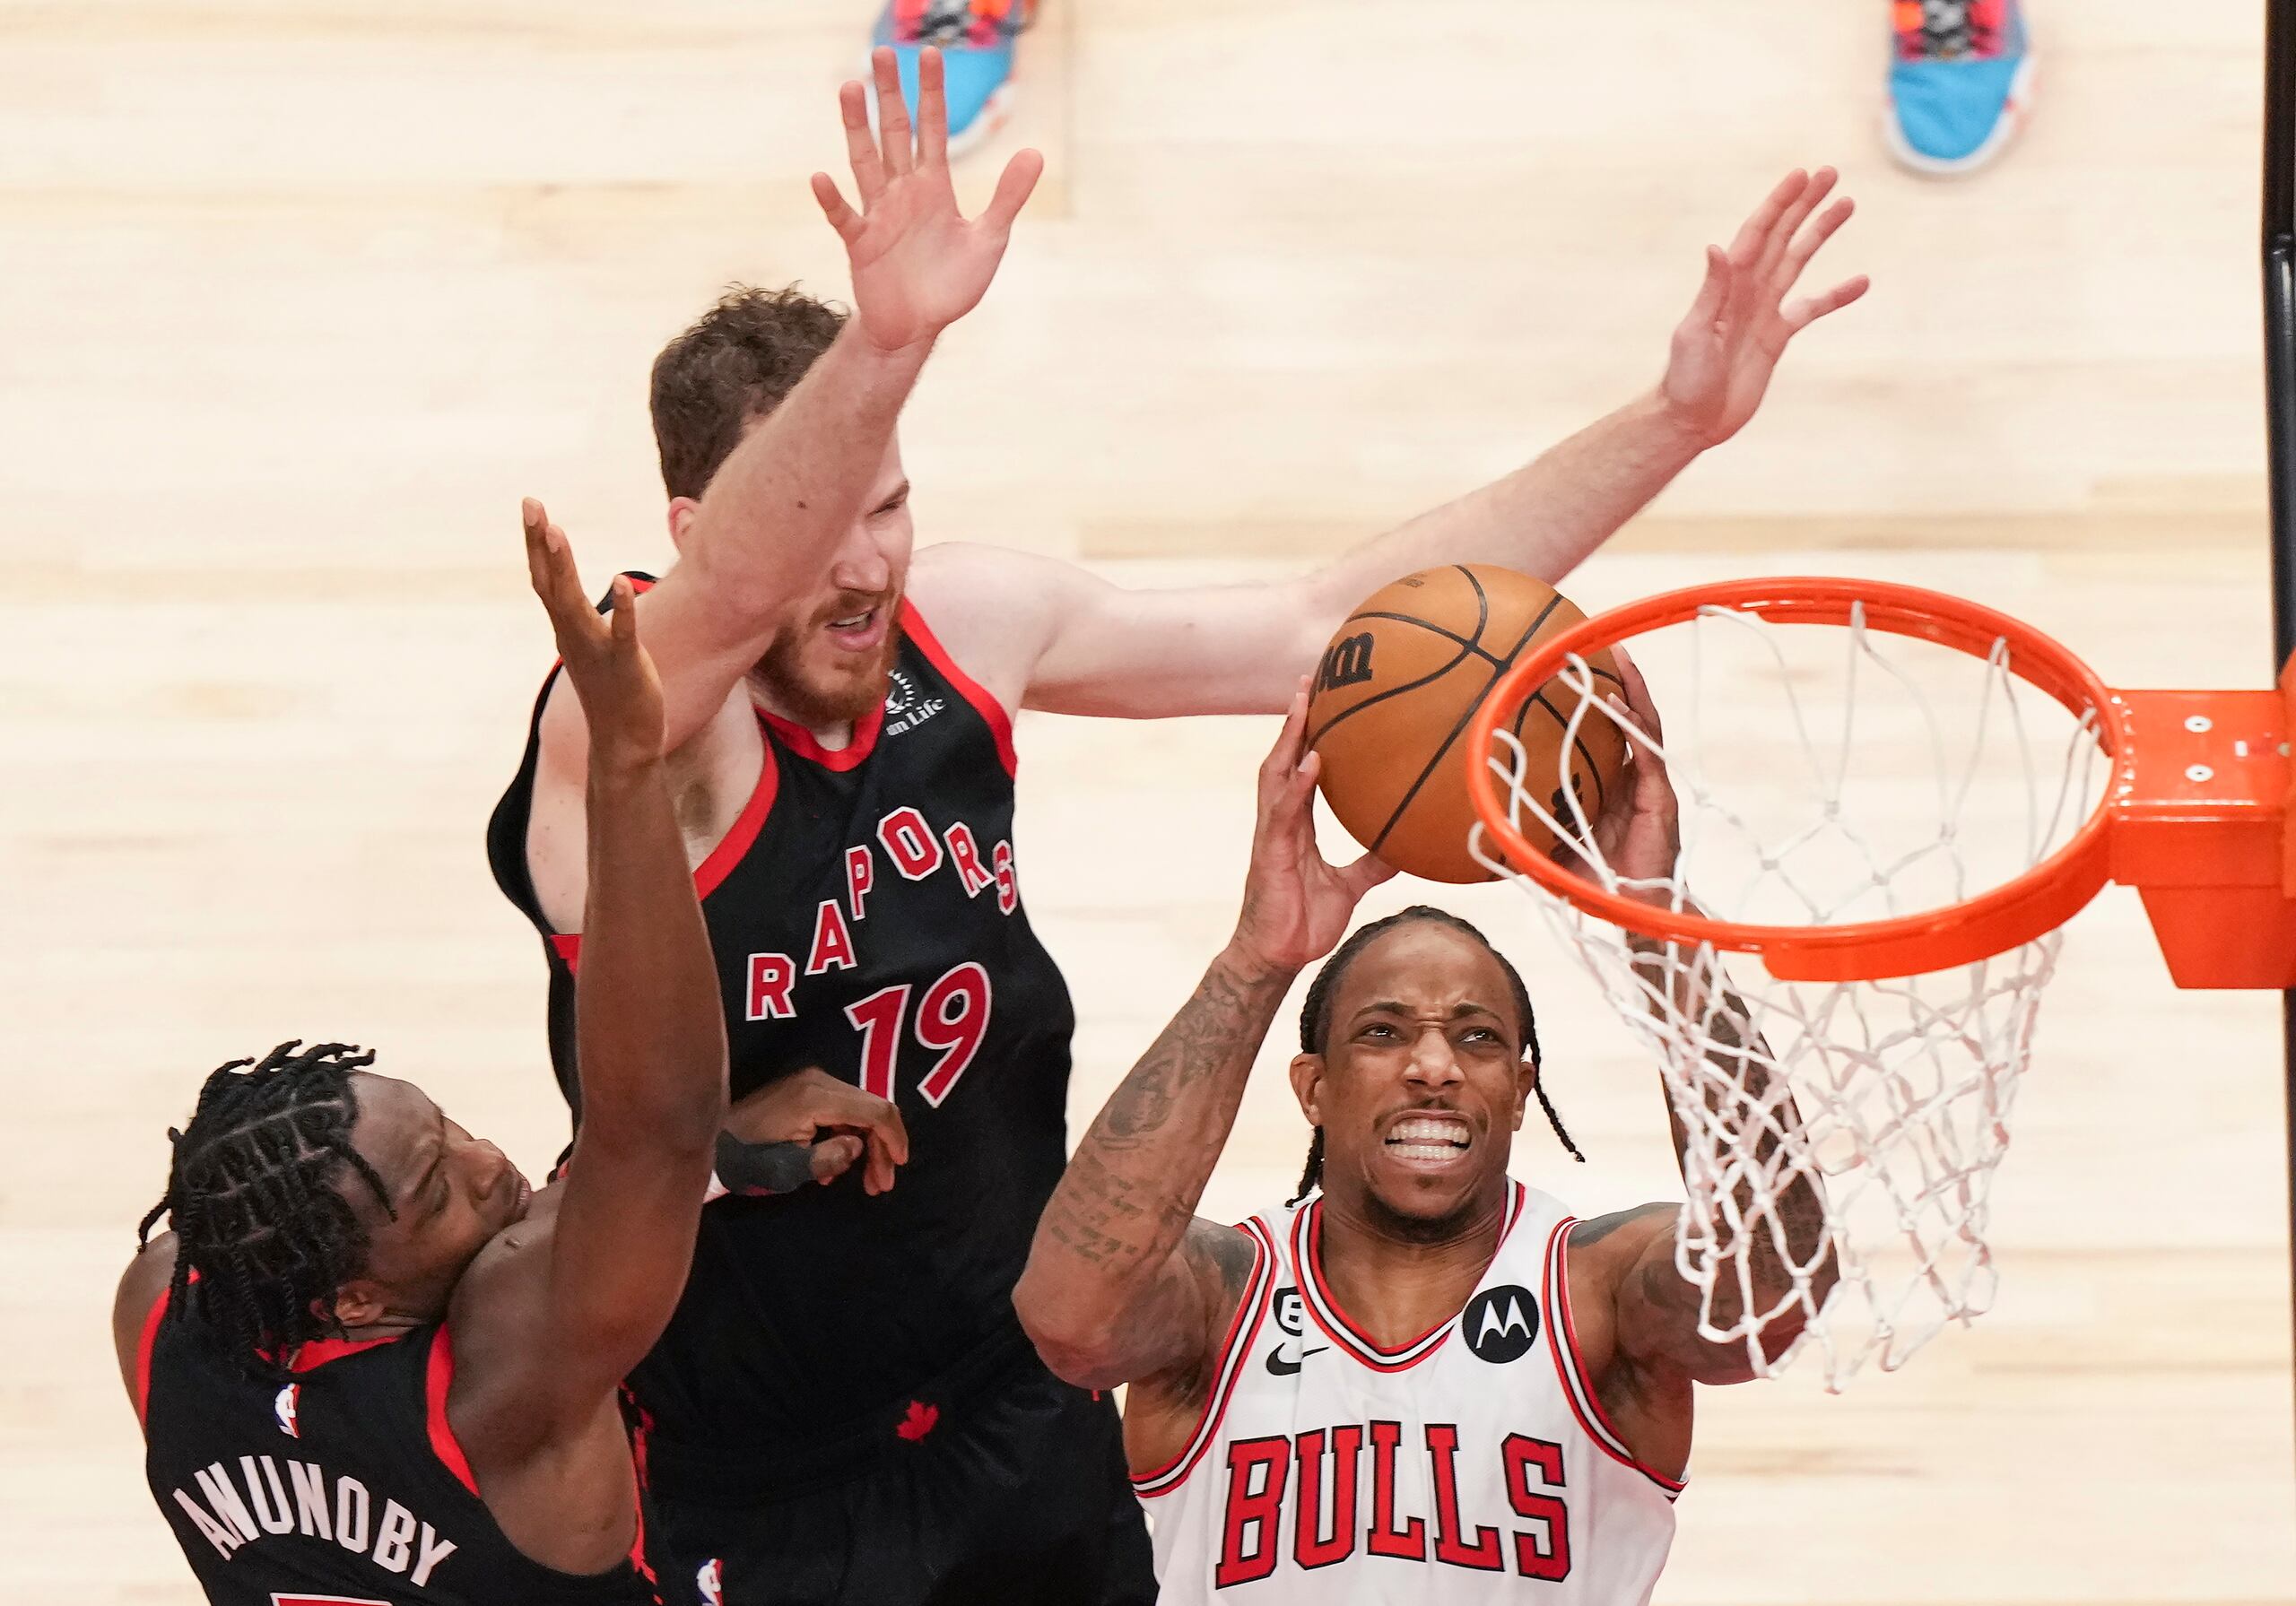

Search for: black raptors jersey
xmin=136 ymin=1286 xmax=658 ymax=1604
xmin=487 ymin=593 xmax=1079 ymax=1499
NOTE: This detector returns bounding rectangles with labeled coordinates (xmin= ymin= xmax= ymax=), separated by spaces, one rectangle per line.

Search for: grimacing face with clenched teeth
xmin=1289 ymin=921 xmax=1537 ymax=1238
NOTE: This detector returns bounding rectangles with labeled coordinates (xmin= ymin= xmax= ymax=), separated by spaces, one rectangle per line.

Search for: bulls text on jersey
xmin=1137 ymin=1186 xmax=1683 ymax=1604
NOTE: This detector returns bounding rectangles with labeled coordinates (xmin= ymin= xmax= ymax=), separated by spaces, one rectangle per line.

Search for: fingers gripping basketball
xmin=1307 ymin=564 xmax=1629 ymax=883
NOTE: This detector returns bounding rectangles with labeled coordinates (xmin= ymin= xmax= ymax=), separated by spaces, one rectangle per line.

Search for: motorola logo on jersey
xmin=274 ymin=1384 xmax=301 ymax=1438
xmin=1463 ymin=1285 xmax=1540 ymax=1364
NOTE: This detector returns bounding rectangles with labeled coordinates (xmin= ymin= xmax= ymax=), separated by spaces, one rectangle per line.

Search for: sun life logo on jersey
xmin=1462 ymin=1284 xmax=1540 ymax=1364
xmin=273 ymin=1382 xmax=301 ymax=1438
xmin=882 ymin=668 xmax=946 ymax=739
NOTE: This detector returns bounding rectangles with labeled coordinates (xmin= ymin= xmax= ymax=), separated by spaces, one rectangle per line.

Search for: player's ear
xmin=1510 ymin=1055 xmax=1536 ymax=1132
xmin=1288 ymin=1054 xmax=1326 ymax=1126
xmin=324 ymin=1280 xmax=386 ymax=1330
xmin=665 ymin=496 xmax=702 ymax=549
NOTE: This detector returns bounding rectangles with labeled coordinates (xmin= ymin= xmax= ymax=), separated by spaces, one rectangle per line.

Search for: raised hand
xmin=811 ymin=48 xmax=1044 ymax=354
xmin=523 ymin=498 xmax=664 ymax=771
xmin=1660 ymin=168 xmax=1870 ymax=448
xmin=1562 ymin=647 xmax=1683 ymax=905
xmin=1231 ymin=681 xmax=1396 ymax=977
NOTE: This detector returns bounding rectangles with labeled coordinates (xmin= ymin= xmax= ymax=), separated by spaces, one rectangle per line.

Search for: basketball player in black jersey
xmin=112 ymin=520 xmax=865 ymax=1604
xmin=488 ymin=45 xmax=1870 ymax=1606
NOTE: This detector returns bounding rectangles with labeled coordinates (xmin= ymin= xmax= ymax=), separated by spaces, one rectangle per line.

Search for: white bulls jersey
xmin=1135 ymin=1183 xmax=1683 ymax=1603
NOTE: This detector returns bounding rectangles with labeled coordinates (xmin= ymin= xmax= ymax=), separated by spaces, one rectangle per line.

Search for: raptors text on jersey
xmin=1136 ymin=1185 xmax=1683 ymax=1604
xmin=488 ymin=591 xmax=1081 ymax=1496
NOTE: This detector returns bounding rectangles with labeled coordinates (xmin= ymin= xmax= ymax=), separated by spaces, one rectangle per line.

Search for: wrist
xmin=842 ymin=319 xmax=939 ymax=369
xmin=1214 ymin=940 xmax=1303 ymax=993
xmin=1631 ymin=386 xmax=1718 ymax=461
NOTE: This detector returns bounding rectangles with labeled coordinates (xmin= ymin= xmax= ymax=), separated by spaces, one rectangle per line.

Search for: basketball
xmin=1307 ymin=564 xmax=1629 ymax=883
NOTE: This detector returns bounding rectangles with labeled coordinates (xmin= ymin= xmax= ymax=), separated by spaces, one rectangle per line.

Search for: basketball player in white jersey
xmin=1014 ymin=661 xmax=1834 ymax=1603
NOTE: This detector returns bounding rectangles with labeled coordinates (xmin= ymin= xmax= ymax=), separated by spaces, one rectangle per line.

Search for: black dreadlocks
xmin=1291 ymin=907 xmax=1582 ymax=1204
xmin=136 ymin=1042 xmax=393 ymax=1376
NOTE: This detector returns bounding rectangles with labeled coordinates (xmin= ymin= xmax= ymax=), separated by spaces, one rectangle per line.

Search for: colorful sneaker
xmin=870 ymin=0 xmax=1035 ymax=158
xmin=1886 ymin=1 xmax=2034 ymax=176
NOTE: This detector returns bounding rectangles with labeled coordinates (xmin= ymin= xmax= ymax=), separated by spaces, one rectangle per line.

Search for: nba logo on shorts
xmin=273 ymin=1383 xmax=300 ymax=1438
xmin=696 ymin=1558 xmax=724 ymax=1606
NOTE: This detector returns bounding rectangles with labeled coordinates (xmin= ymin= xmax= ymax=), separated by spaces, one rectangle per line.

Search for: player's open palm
xmin=1661 ymin=167 xmax=1870 ymax=448
xmin=812 ymin=48 xmax=1044 ymax=355
xmin=523 ymin=498 xmax=664 ymax=770
xmin=1232 ymin=683 xmax=1396 ymax=976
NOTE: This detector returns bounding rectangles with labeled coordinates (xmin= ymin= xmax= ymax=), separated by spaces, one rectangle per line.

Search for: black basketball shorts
xmin=645 ymin=1362 xmax=1155 ymax=1606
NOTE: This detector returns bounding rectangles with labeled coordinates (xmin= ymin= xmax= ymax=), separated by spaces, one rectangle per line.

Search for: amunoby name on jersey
xmin=165 ymin=1442 xmax=460 ymax=1585
xmin=1136 ymin=1187 xmax=1681 ymax=1603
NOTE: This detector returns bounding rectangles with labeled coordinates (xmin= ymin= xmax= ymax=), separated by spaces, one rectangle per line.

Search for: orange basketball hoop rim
xmin=1464 ymin=577 xmax=2296 ymax=987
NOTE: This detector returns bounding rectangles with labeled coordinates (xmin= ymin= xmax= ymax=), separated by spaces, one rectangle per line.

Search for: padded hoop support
xmin=1465 ymin=577 xmax=2296 ymax=987
xmin=2110 ymin=676 xmax=2296 ymax=988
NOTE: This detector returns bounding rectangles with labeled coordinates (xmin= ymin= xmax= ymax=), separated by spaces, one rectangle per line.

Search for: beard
xmin=753 ymin=589 xmax=904 ymax=726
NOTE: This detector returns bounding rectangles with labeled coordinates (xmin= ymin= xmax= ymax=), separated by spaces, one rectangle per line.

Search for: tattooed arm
xmin=1572 ymin=941 xmax=1837 ymax=1397
xmin=1014 ymin=954 xmax=1293 ymax=1393
xmin=1560 ymin=655 xmax=1836 ymax=1411
xmin=1014 ymin=684 xmax=1392 ymax=1399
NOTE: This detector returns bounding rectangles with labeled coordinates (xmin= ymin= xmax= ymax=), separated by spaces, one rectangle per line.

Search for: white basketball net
xmin=1472 ymin=601 xmax=2109 ymax=1389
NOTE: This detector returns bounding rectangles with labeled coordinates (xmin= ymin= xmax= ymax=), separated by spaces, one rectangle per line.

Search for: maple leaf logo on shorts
xmin=895 ymin=1400 xmax=940 ymax=1441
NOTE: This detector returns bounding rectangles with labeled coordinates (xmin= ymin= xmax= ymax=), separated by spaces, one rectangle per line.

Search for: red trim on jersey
xmin=1296 ymin=1185 xmax=1526 ymax=1374
xmin=547 ymin=722 xmax=777 ymax=959
xmin=1131 ymin=1218 xmax=1277 ymax=1497
xmin=760 ymin=701 xmax=885 ymax=772
xmin=135 ymin=1283 xmax=172 ymax=1428
xmin=1543 ymin=1217 xmax=1686 ymax=1497
xmin=286 ymin=1332 xmax=397 ymax=1372
xmin=901 ymin=601 xmax=1017 ymax=778
xmin=424 ymin=1325 xmax=483 ymax=1497
xmin=692 ymin=734 xmax=778 ymax=899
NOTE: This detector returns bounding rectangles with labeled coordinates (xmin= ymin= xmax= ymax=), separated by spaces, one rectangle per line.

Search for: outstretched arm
xmin=457 ymin=513 xmax=727 ymax=1432
xmin=1564 ymin=655 xmax=1836 ymax=1391
xmin=1014 ymin=689 xmax=1393 ymax=1391
xmin=535 ymin=47 xmax=1042 ymax=764
xmin=916 ymin=169 xmax=1867 ymax=719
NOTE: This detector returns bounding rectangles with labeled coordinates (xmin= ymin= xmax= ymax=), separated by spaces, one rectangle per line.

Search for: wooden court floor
xmin=4 ymin=0 xmax=2292 ymax=1600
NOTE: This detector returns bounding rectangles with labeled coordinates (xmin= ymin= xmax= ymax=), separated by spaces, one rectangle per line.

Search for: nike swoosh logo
xmin=1265 ymin=1345 xmax=1329 ymax=1376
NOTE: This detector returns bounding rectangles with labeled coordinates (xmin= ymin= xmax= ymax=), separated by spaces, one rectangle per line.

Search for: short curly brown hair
xmin=649 ymin=285 xmax=848 ymax=500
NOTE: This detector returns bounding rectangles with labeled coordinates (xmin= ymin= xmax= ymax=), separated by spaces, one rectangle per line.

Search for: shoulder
xmin=1189 ymin=1218 xmax=1266 ymax=1305
xmin=1568 ymin=1202 xmax=1679 ymax=1257
xmin=439 ymin=1204 xmax=560 ymax=1461
xmin=907 ymin=543 xmax=1070 ymax=713
xmin=1560 ymin=1202 xmax=1683 ymax=1386
xmin=908 ymin=543 xmax=1081 ymax=639
xmin=112 ymin=1233 xmax=178 ymax=1414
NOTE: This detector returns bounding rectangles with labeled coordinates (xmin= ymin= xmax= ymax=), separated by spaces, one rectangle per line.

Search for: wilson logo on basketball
xmin=1316 ymin=633 xmax=1376 ymax=693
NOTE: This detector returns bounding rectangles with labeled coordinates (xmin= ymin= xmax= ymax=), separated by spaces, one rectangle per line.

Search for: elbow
xmin=1013 ymin=1275 xmax=1133 ymax=1393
